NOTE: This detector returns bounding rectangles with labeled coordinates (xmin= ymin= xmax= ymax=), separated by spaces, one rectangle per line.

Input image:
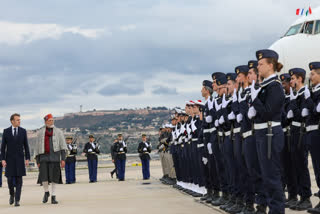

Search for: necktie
xmin=14 ymin=128 xmax=17 ymax=137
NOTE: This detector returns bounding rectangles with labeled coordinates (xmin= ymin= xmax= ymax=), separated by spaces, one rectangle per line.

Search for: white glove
xmin=301 ymin=108 xmax=309 ymax=117
xmin=250 ymin=80 xmax=261 ymax=101
xmin=248 ymin=106 xmax=257 ymax=119
xmin=143 ymin=148 xmax=147 ymax=152
xmin=219 ymin=115 xmax=225 ymax=125
xmin=238 ymin=90 xmax=247 ymax=103
xmin=207 ymin=143 xmax=213 ymax=155
xmin=232 ymin=88 xmax=237 ymax=103
xmin=120 ymin=148 xmax=124 ymax=152
xmin=215 ymin=99 xmax=222 ymax=111
xmin=304 ymin=87 xmax=311 ymax=99
xmin=202 ymin=157 xmax=208 ymax=165
xmin=236 ymin=114 xmax=243 ymax=123
xmin=222 ymin=94 xmax=231 ymax=108
xmin=208 ymin=98 xmax=214 ymax=110
xmin=191 ymin=119 xmax=197 ymax=132
xmin=317 ymin=103 xmax=320 ymax=113
xmin=88 ymin=149 xmax=93 ymax=152
xmin=290 ymin=87 xmax=298 ymax=101
xmin=287 ymin=110 xmax=294 ymax=119
xmin=228 ymin=111 xmax=236 ymax=120
xmin=214 ymin=119 xmax=219 ymax=127
xmin=205 ymin=115 xmax=213 ymax=123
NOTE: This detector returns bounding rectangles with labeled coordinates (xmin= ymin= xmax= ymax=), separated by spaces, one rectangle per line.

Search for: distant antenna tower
xmin=80 ymin=105 xmax=83 ymax=112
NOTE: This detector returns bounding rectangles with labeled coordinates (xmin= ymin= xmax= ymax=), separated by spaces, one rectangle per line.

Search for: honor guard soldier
xmin=287 ymin=68 xmax=312 ymax=210
xmin=250 ymin=49 xmax=285 ymax=214
xmin=113 ymin=134 xmax=127 ymax=181
xmin=138 ymin=134 xmax=152 ymax=180
xmin=110 ymin=139 xmax=118 ymax=179
xmin=83 ymin=135 xmax=100 ymax=183
xmin=279 ymin=73 xmax=297 ymax=208
xmin=65 ymin=136 xmax=77 ymax=184
xmin=302 ymin=62 xmax=320 ymax=214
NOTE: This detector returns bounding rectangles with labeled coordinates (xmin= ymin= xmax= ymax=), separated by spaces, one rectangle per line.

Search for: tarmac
xmin=0 ymin=159 xmax=319 ymax=214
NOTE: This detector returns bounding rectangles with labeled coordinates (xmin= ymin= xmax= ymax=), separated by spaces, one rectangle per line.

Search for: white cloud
xmin=0 ymin=21 xmax=107 ymax=45
xmin=119 ymin=24 xmax=137 ymax=32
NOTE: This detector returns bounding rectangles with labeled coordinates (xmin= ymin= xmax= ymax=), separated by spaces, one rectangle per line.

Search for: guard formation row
xmin=157 ymin=49 xmax=320 ymax=214
xmin=0 ymin=113 xmax=152 ymax=207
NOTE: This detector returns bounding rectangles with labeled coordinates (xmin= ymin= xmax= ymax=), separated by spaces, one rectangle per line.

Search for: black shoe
xmin=200 ymin=193 xmax=210 ymax=201
xmin=42 ymin=192 xmax=50 ymax=203
xmin=211 ymin=192 xmax=228 ymax=206
xmin=14 ymin=201 xmax=20 ymax=207
xmin=110 ymin=172 xmax=114 ymax=178
xmin=227 ymin=199 xmax=244 ymax=214
xmin=51 ymin=196 xmax=58 ymax=204
xmin=285 ymin=197 xmax=298 ymax=208
xmin=212 ymin=191 xmax=220 ymax=201
xmin=9 ymin=195 xmax=14 ymax=205
xmin=308 ymin=202 xmax=320 ymax=213
xmin=220 ymin=198 xmax=235 ymax=211
xmin=239 ymin=203 xmax=255 ymax=214
xmin=255 ymin=205 xmax=267 ymax=214
xmin=295 ymin=198 xmax=312 ymax=211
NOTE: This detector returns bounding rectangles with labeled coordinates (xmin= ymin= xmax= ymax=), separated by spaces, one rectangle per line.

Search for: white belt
xmin=292 ymin=121 xmax=301 ymax=127
xmin=242 ymin=130 xmax=252 ymax=139
xmin=218 ymin=132 xmax=224 ymax=137
xmin=254 ymin=121 xmax=281 ymax=130
xmin=233 ymin=127 xmax=241 ymax=133
xmin=224 ymin=131 xmax=231 ymax=136
xmin=197 ymin=144 xmax=204 ymax=148
xmin=306 ymin=125 xmax=319 ymax=132
xmin=192 ymin=138 xmax=198 ymax=142
xmin=67 ymin=155 xmax=75 ymax=157
xmin=203 ymin=127 xmax=216 ymax=133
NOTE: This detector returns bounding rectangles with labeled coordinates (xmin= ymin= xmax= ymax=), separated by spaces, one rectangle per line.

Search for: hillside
xmin=26 ymin=107 xmax=172 ymax=157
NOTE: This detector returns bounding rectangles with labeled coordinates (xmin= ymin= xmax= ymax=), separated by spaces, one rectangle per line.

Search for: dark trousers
xmin=111 ymin=162 xmax=118 ymax=178
xmin=141 ymin=159 xmax=150 ymax=179
xmin=255 ymin=127 xmax=285 ymax=214
xmin=290 ymin=126 xmax=312 ymax=199
xmin=0 ymin=166 xmax=2 ymax=186
xmin=116 ymin=159 xmax=126 ymax=180
xmin=243 ymin=135 xmax=266 ymax=205
xmin=307 ymin=130 xmax=320 ymax=196
xmin=233 ymin=133 xmax=246 ymax=199
xmin=65 ymin=162 xmax=76 ymax=184
xmin=87 ymin=159 xmax=98 ymax=182
xmin=7 ymin=176 xmax=23 ymax=201
xmin=212 ymin=133 xmax=228 ymax=193
xmin=223 ymin=135 xmax=236 ymax=196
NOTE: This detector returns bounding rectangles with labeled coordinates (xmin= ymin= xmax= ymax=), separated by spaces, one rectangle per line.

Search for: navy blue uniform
xmin=113 ymin=141 xmax=127 ymax=181
xmin=252 ymin=75 xmax=285 ymax=213
xmin=288 ymin=86 xmax=312 ymax=200
xmin=65 ymin=143 xmax=77 ymax=184
xmin=303 ymin=84 xmax=320 ymax=196
xmin=83 ymin=142 xmax=100 ymax=182
xmin=138 ymin=141 xmax=151 ymax=180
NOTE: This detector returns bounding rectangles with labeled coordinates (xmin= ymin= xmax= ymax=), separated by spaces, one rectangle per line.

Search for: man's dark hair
xmin=10 ymin=113 xmax=20 ymax=121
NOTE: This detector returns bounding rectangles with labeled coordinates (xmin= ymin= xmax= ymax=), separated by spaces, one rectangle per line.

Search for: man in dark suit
xmin=1 ymin=113 xmax=30 ymax=207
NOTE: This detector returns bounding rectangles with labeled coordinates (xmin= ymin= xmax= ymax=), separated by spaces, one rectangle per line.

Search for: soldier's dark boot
xmin=42 ymin=192 xmax=50 ymax=203
xmin=211 ymin=192 xmax=228 ymax=206
xmin=51 ymin=196 xmax=58 ymax=204
xmin=308 ymin=201 xmax=320 ymax=213
xmin=212 ymin=190 xmax=220 ymax=201
xmin=221 ymin=195 xmax=236 ymax=211
xmin=227 ymin=198 xmax=245 ymax=214
xmin=285 ymin=196 xmax=298 ymax=208
xmin=238 ymin=202 xmax=255 ymax=214
xmin=255 ymin=204 xmax=267 ymax=214
xmin=205 ymin=189 xmax=213 ymax=203
xmin=295 ymin=198 xmax=312 ymax=211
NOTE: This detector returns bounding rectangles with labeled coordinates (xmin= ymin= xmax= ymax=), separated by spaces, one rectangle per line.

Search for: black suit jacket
xmin=1 ymin=126 xmax=30 ymax=177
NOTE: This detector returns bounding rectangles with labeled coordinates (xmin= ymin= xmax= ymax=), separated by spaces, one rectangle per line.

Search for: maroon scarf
xmin=44 ymin=128 xmax=53 ymax=154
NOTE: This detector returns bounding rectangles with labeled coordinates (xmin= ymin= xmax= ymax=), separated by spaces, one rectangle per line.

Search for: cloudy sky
xmin=0 ymin=0 xmax=318 ymax=130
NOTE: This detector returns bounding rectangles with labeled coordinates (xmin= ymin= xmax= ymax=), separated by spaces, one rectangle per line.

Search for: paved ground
xmin=0 ymin=160 xmax=318 ymax=214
